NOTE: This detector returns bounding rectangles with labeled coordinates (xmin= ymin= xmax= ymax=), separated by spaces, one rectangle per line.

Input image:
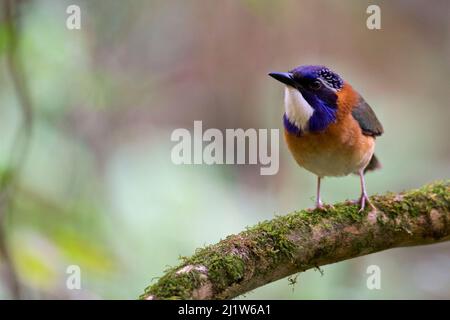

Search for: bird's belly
xmin=284 ymin=125 xmax=375 ymax=177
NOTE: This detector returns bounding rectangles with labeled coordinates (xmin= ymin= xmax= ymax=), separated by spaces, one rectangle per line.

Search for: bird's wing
xmin=351 ymin=96 xmax=384 ymax=137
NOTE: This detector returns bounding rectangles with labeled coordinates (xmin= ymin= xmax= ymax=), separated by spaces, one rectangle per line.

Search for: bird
xmin=268 ymin=65 xmax=383 ymax=212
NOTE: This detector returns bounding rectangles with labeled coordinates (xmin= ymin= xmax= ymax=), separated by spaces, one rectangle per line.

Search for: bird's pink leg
xmin=358 ymin=170 xmax=377 ymax=213
xmin=316 ymin=176 xmax=324 ymax=209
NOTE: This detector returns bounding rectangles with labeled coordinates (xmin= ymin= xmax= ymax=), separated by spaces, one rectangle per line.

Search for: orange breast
xmin=284 ymin=114 xmax=375 ymax=177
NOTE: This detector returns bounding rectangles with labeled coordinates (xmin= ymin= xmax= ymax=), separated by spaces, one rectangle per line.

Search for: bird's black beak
xmin=268 ymin=72 xmax=295 ymax=87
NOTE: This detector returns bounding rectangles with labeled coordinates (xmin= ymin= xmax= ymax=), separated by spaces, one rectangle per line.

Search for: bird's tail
xmin=364 ymin=154 xmax=382 ymax=173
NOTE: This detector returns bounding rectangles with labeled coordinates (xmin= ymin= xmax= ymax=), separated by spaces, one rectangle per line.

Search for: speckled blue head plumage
xmin=269 ymin=65 xmax=345 ymax=134
xmin=290 ymin=65 xmax=343 ymax=91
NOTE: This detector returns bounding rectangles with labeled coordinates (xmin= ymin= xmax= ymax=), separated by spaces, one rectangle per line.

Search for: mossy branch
xmin=140 ymin=180 xmax=450 ymax=300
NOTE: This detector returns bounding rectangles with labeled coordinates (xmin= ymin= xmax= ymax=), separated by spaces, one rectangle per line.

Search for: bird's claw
xmin=315 ymin=203 xmax=335 ymax=211
xmin=345 ymin=199 xmax=358 ymax=206
xmin=358 ymin=194 xmax=377 ymax=214
xmin=306 ymin=202 xmax=334 ymax=212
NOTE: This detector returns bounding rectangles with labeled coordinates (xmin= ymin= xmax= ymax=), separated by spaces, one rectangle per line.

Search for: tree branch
xmin=140 ymin=180 xmax=450 ymax=300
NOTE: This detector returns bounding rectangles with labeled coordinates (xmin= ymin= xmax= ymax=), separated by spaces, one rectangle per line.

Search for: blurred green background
xmin=0 ymin=0 xmax=449 ymax=299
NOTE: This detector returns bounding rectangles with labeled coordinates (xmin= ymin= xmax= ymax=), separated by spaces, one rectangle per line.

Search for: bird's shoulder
xmin=337 ymin=83 xmax=384 ymax=137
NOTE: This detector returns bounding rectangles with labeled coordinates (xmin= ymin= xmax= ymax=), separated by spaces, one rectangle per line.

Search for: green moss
xmin=140 ymin=265 xmax=205 ymax=300
xmin=186 ymin=249 xmax=246 ymax=292
xmin=374 ymin=180 xmax=449 ymax=221
xmin=141 ymin=180 xmax=449 ymax=300
xmin=246 ymin=219 xmax=297 ymax=262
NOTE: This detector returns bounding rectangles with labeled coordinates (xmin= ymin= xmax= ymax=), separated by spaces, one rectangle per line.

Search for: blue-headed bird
xmin=269 ymin=65 xmax=383 ymax=212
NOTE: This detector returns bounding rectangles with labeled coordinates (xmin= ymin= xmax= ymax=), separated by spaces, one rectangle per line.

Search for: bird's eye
xmin=309 ymin=80 xmax=322 ymax=90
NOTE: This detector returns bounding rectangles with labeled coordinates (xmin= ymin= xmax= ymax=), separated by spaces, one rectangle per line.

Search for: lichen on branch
xmin=140 ymin=180 xmax=450 ymax=300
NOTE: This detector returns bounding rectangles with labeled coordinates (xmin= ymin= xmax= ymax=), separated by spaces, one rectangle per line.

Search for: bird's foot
xmin=306 ymin=201 xmax=334 ymax=212
xmin=345 ymin=199 xmax=358 ymax=206
xmin=315 ymin=202 xmax=335 ymax=211
xmin=358 ymin=193 xmax=377 ymax=214
xmin=316 ymin=199 xmax=323 ymax=210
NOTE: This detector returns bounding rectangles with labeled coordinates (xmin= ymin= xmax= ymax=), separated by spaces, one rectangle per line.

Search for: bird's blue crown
xmin=284 ymin=65 xmax=343 ymax=134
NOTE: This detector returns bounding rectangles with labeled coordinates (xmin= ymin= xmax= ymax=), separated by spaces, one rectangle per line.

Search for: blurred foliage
xmin=0 ymin=0 xmax=449 ymax=299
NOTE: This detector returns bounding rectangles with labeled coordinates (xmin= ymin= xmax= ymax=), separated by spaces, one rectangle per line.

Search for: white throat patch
xmin=284 ymin=86 xmax=314 ymax=131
